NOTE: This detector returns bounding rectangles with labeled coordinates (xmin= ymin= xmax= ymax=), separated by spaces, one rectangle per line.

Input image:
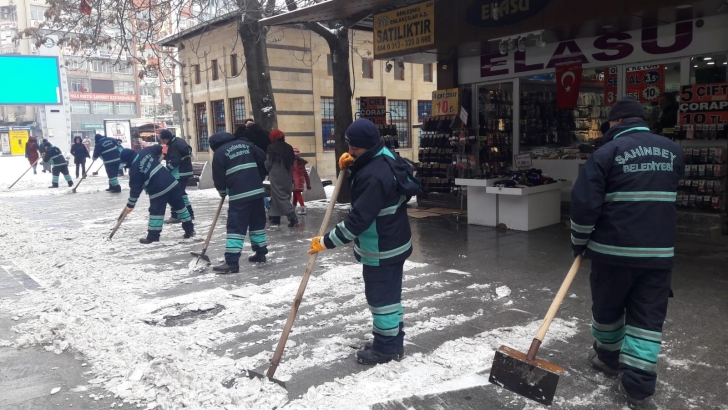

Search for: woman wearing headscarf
xmin=25 ymin=136 xmax=40 ymax=174
xmin=70 ymin=136 xmax=91 ymax=178
xmin=265 ymin=129 xmax=297 ymax=227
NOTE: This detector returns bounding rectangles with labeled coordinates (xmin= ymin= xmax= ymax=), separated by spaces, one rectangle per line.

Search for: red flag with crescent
xmin=80 ymin=0 xmax=92 ymax=15
xmin=555 ymin=61 xmax=583 ymax=109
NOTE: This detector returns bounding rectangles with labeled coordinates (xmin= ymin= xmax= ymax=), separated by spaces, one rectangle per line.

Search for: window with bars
xmin=229 ymin=97 xmax=246 ymax=130
xmin=195 ymin=103 xmax=209 ymax=151
xmin=321 ymin=97 xmax=335 ymax=151
xmin=423 ymin=63 xmax=433 ymax=82
xmin=389 ymin=100 xmax=410 ymax=148
xmin=212 ymin=100 xmax=226 ymax=133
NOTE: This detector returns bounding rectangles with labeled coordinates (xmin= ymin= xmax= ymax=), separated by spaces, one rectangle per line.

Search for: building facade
xmin=161 ymin=20 xmax=437 ymax=178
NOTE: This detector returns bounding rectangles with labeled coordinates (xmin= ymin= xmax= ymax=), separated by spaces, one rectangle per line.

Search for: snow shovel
xmin=190 ymin=196 xmax=225 ymax=266
xmin=247 ymin=166 xmax=348 ymax=388
xmin=8 ymin=158 xmax=41 ymax=189
xmin=91 ymin=161 xmax=104 ymax=176
xmin=108 ymin=207 xmax=130 ymax=240
xmin=488 ymin=255 xmax=583 ymax=406
xmin=71 ymin=159 xmax=97 ymax=193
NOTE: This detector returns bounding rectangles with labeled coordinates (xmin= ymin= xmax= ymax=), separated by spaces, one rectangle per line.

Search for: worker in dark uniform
xmin=308 ymin=119 xmax=420 ymax=365
xmin=119 ymin=146 xmax=195 ymax=244
xmin=41 ymin=141 xmax=73 ymax=188
xmin=209 ymin=132 xmax=269 ymax=274
xmin=159 ymin=130 xmax=195 ymax=223
xmin=571 ymin=97 xmax=683 ymax=406
xmin=92 ymin=134 xmax=122 ymax=193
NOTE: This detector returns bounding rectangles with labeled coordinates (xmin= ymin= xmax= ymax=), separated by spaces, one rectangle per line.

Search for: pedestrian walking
xmin=70 ymin=136 xmax=91 ymax=178
xmin=159 ymin=130 xmax=195 ymax=223
xmin=308 ymin=118 xmax=421 ymax=365
xmin=291 ymin=148 xmax=311 ymax=214
xmin=265 ymin=129 xmax=297 ymax=227
xmin=41 ymin=141 xmax=73 ymax=188
xmin=119 ymin=147 xmax=195 ymax=244
xmin=25 ymin=136 xmax=40 ymax=174
xmin=38 ymin=139 xmax=51 ymax=173
xmin=570 ymin=97 xmax=683 ymax=406
xmin=92 ymin=134 xmax=123 ymax=193
xmin=208 ymin=132 xmax=269 ymax=274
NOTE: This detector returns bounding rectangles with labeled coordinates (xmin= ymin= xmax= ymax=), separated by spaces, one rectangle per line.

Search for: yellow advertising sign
xmin=374 ymin=1 xmax=434 ymax=58
xmin=432 ymin=88 xmax=459 ymax=116
xmin=8 ymin=130 xmax=29 ymax=156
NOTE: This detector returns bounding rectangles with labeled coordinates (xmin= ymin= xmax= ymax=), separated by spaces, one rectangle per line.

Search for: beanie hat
xmin=293 ymin=148 xmax=300 ymax=156
xmin=95 ymin=133 xmax=104 ymax=142
xmin=119 ymin=148 xmax=136 ymax=165
xmin=607 ymin=97 xmax=645 ymax=122
xmin=269 ymin=129 xmax=285 ymax=143
xmin=43 ymin=141 xmax=51 ymax=147
xmin=345 ymin=118 xmax=380 ymax=150
xmin=159 ymin=129 xmax=174 ymax=140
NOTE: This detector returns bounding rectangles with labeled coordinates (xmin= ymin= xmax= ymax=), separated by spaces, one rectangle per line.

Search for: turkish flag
xmin=555 ymin=61 xmax=583 ymax=109
xmin=80 ymin=0 xmax=92 ymax=15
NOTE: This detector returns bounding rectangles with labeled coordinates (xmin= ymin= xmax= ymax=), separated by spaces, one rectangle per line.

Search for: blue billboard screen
xmin=0 ymin=56 xmax=62 ymax=105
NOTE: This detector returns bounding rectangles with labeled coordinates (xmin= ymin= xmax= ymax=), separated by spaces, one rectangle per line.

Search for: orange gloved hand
xmin=124 ymin=206 xmax=133 ymax=214
xmin=338 ymin=153 xmax=354 ymax=170
xmin=308 ymin=236 xmax=328 ymax=255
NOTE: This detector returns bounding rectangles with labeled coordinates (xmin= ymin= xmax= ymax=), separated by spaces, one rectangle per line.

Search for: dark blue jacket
xmin=571 ymin=119 xmax=684 ymax=269
xmin=164 ymin=136 xmax=193 ymax=179
xmin=125 ymin=145 xmax=178 ymax=209
xmin=323 ymin=141 xmax=421 ymax=267
xmin=42 ymin=146 xmax=67 ymax=168
xmin=210 ymin=132 xmax=267 ymax=204
xmin=93 ymin=136 xmax=122 ymax=165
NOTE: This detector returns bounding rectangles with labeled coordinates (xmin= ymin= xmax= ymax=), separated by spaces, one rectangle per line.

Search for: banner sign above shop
xmin=359 ymin=97 xmax=387 ymax=125
xmin=466 ymin=0 xmax=551 ymax=28
xmin=373 ymin=1 xmax=434 ymax=58
xmin=432 ymin=88 xmax=459 ymax=116
xmin=678 ymin=83 xmax=728 ymax=125
xmin=459 ymin=14 xmax=728 ymax=84
xmin=625 ymin=65 xmax=665 ymax=103
xmin=555 ymin=61 xmax=583 ymax=109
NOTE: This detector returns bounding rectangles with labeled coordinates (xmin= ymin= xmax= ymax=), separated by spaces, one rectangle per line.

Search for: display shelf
xmin=485 ymin=181 xmax=570 ymax=196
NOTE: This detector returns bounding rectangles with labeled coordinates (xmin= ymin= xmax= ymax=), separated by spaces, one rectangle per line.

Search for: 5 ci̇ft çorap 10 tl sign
xmin=360 ymin=97 xmax=387 ymax=125
xmin=679 ymin=83 xmax=728 ymax=125
xmin=373 ymin=1 xmax=434 ymax=58
xmin=432 ymin=88 xmax=459 ymax=116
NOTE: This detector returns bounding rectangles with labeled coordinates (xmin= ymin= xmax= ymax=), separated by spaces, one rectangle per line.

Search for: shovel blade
xmin=246 ymin=370 xmax=286 ymax=389
xmin=489 ymin=345 xmax=563 ymax=406
xmin=189 ymin=252 xmax=210 ymax=263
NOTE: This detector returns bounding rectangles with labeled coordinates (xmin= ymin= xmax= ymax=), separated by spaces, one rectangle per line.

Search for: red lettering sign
xmin=679 ymin=83 xmax=728 ymax=125
xmin=625 ymin=65 xmax=665 ymax=103
xmin=69 ymin=92 xmax=137 ymax=103
xmin=360 ymin=96 xmax=387 ymax=125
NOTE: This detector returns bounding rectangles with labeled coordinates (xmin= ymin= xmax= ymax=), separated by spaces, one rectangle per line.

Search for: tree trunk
xmin=327 ymin=24 xmax=353 ymax=203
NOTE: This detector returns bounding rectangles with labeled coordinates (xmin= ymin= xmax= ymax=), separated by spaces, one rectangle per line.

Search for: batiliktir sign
xmin=458 ymin=14 xmax=728 ymax=84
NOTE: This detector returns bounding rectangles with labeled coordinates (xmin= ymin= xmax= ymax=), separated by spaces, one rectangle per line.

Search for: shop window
xmin=418 ymin=100 xmax=432 ymax=121
xmin=690 ymin=54 xmax=727 ymax=84
xmin=321 ymin=97 xmax=335 ymax=150
xmin=70 ymin=101 xmax=90 ymax=114
xmin=211 ymin=59 xmax=219 ymax=81
xmin=115 ymin=102 xmax=137 ymax=115
xmin=394 ymin=62 xmax=405 ymax=81
xmin=212 ymin=100 xmax=226 ymax=132
xmin=230 ymin=54 xmax=239 ymax=76
xmin=93 ymin=101 xmax=113 ymax=115
xmin=389 ymin=100 xmax=410 ymax=148
xmin=362 ymin=58 xmax=373 ymax=79
xmin=326 ymin=54 xmax=333 ymax=76
xmin=478 ymin=83 xmax=514 ymax=173
xmin=230 ymin=97 xmax=246 ymax=129
xmin=193 ymin=64 xmax=200 ymax=84
xmin=195 ymin=103 xmax=209 ymax=151
xmin=423 ymin=63 xmax=433 ymax=82
xmin=68 ymin=77 xmax=89 ymax=93
xmin=625 ymin=62 xmax=681 ymax=137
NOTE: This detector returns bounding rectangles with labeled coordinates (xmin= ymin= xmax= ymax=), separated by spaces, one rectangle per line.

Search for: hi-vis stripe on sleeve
xmin=587 ymin=241 xmax=674 ymax=258
xmin=571 ymin=234 xmax=590 ymax=246
xmin=336 ymin=222 xmax=356 ymax=241
xmin=127 ymin=196 xmax=139 ymax=208
xmin=570 ymin=220 xmax=595 ymax=234
xmin=605 ymin=191 xmax=677 ymax=202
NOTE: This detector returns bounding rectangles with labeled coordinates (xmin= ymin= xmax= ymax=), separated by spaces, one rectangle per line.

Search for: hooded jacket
xmin=163 ymin=136 xmax=193 ymax=179
xmin=42 ymin=143 xmax=67 ymax=168
xmin=25 ymin=137 xmax=39 ymax=164
xmin=322 ymin=141 xmax=421 ymax=266
xmin=246 ymin=124 xmax=271 ymax=153
xmin=123 ymin=145 xmax=178 ymax=209
xmin=292 ymin=158 xmax=310 ymax=192
xmin=70 ymin=137 xmax=90 ymax=163
xmin=210 ymin=132 xmax=267 ymax=204
xmin=571 ymin=119 xmax=684 ymax=269
xmin=92 ymin=134 xmax=122 ymax=164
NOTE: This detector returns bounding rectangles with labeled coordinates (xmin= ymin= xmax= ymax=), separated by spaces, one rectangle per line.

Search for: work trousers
xmin=590 ymin=261 xmax=672 ymax=401
xmin=292 ymin=191 xmax=305 ymax=207
xmin=51 ymin=165 xmax=72 ymax=186
xmin=147 ymin=185 xmax=193 ymax=241
xmin=75 ymin=162 xmax=86 ymax=178
xmin=225 ymin=199 xmax=268 ymax=266
xmin=363 ymin=261 xmax=405 ymax=356
xmin=170 ymin=177 xmax=194 ymax=219
xmin=104 ymin=162 xmax=121 ymax=190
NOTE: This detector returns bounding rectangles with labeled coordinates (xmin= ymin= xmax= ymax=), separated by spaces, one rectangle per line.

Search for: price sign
xmin=678 ymin=83 xmax=728 ymax=125
xmin=514 ymin=153 xmax=533 ymax=169
xmin=360 ymin=96 xmax=387 ymax=125
xmin=625 ymin=65 xmax=665 ymax=103
xmin=432 ymin=88 xmax=458 ymax=116
xmin=603 ymin=67 xmax=618 ymax=106
xmin=373 ymin=1 xmax=434 ymax=58
xmin=459 ymin=106 xmax=469 ymax=126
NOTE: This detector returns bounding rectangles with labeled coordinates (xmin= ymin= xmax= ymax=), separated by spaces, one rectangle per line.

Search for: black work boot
xmin=105 ymin=186 xmax=112 ymax=192
xmin=287 ymin=213 xmax=298 ymax=227
xmin=364 ymin=342 xmax=404 ymax=361
xmin=165 ymin=217 xmax=181 ymax=224
xmin=619 ymin=381 xmax=646 ymax=406
xmin=139 ymin=237 xmax=160 ymax=244
xmin=183 ymin=230 xmax=196 ymax=239
xmin=67 ymin=181 xmax=74 ymax=187
xmin=110 ymin=186 xmax=121 ymax=193
xmin=588 ymin=347 xmax=620 ymax=378
xmin=356 ymin=348 xmax=399 ymax=365
xmin=48 ymin=183 xmax=59 ymax=188
xmin=213 ymin=263 xmax=239 ymax=274
xmin=248 ymin=252 xmax=267 ymax=263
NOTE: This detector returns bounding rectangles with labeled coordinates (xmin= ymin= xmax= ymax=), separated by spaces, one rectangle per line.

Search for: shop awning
xmin=259 ymin=0 xmax=400 ymax=27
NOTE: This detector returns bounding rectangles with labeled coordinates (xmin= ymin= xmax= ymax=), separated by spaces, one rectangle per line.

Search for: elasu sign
xmin=466 ymin=0 xmax=551 ymax=28
xmin=374 ymin=1 xmax=434 ymax=57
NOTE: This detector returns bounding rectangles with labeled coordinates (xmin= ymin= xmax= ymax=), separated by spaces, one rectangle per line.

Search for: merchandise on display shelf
xmin=678 ymin=146 xmax=727 ymax=212
xmin=490 ymin=168 xmax=560 ymax=188
xmin=417 ymin=115 xmax=465 ymax=194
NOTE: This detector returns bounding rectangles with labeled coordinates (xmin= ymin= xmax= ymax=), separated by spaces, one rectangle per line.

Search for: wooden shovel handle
xmin=8 ymin=158 xmax=40 ymax=189
xmin=201 ymin=196 xmax=225 ymax=253
xmin=526 ymin=255 xmax=582 ymax=361
xmin=109 ymin=207 xmax=129 ymax=240
xmin=72 ymin=158 xmax=97 ymax=193
xmin=265 ymin=168 xmax=347 ymax=380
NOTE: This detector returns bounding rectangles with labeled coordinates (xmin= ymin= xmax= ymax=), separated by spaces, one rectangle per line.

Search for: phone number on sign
xmin=377 ymin=35 xmax=432 ymax=52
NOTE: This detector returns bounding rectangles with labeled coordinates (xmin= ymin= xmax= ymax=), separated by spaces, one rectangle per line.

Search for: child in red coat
xmin=292 ymin=148 xmax=311 ymax=214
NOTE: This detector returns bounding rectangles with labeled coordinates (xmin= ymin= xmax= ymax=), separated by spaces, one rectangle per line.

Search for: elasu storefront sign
xmin=374 ymin=1 xmax=434 ymax=57
xmin=459 ymin=14 xmax=728 ymax=84
xmin=466 ymin=0 xmax=550 ymax=28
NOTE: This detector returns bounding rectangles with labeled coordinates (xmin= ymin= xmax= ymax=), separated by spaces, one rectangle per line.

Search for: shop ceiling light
xmin=724 ymin=62 xmax=727 ymax=65
xmin=708 ymin=62 xmax=715 ymax=65
xmin=694 ymin=64 xmax=699 ymax=67
xmin=704 ymin=57 xmax=713 ymax=60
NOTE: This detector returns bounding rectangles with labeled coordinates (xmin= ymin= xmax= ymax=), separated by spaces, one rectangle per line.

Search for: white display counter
xmin=456 ymin=179 xmax=571 ymax=231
